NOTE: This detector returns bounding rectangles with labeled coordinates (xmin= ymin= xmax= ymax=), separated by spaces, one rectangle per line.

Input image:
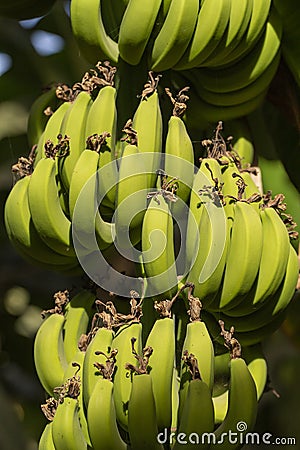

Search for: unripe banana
xmin=28 ymin=155 xmax=75 ymax=257
xmin=34 ymin=310 xmax=68 ymax=396
xmin=63 ymin=289 xmax=96 ymax=363
xmin=218 ymin=200 xmax=263 ymax=311
xmin=38 ymin=423 xmax=55 ymax=450
xmin=118 ymin=0 xmax=163 ymax=65
xmin=211 ymin=354 xmax=258 ymax=448
xmin=112 ymin=321 xmax=143 ymax=431
xmin=27 ymin=85 xmax=58 ymax=148
xmin=58 ymin=90 xmax=93 ymax=191
xmin=142 ymin=193 xmax=178 ymax=299
xmin=178 ymin=293 xmax=214 ymax=422
xmin=51 ymin=396 xmax=87 ymax=450
xmin=174 ymin=376 xmax=215 ymax=450
xmin=87 ymin=377 xmax=127 ymax=450
xmin=82 ymin=325 xmax=114 ymax=408
xmin=85 ymin=81 xmax=118 ymax=208
xmin=128 ymin=373 xmax=163 ymax=450
xmin=145 ymin=302 xmax=176 ymax=431
xmin=70 ymin=0 xmax=119 ymax=64
xmin=132 ymin=81 xmax=163 ymax=189
xmin=150 ymin=0 xmax=199 ymax=72
xmin=115 ymin=143 xmax=148 ymax=249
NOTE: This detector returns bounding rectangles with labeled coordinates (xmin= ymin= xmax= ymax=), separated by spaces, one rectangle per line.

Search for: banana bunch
xmin=35 ymin=284 xmax=270 ymax=450
xmin=0 ymin=0 xmax=56 ymax=20
xmin=184 ymin=122 xmax=299 ymax=344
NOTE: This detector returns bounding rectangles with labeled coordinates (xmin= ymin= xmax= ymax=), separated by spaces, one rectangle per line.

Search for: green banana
xmin=114 ymin=143 xmax=148 ymax=249
xmin=62 ymin=350 xmax=91 ymax=447
xmin=38 ymin=423 xmax=56 ymax=450
xmin=4 ymin=175 xmax=78 ymax=269
xmin=218 ymin=200 xmax=263 ymax=311
xmin=34 ymin=309 xmax=68 ymax=396
xmin=28 ymin=155 xmax=75 ymax=257
xmin=70 ymin=0 xmax=119 ymax=64
xmin=186 ymin=158 xmax=228 ymax=306
xmin=178 ymin=294 xmax=214 ymax=422
xmin=196 ymin=7 xmax=282 ymax=93
xmin=63 ymin=289 xmax=96 ymax=363
xmin=112 ymin=321 xmax=143 ymax=432
xmin=223 ymin=0 xmax=272 ymax=66
xmin=174 ymin=363 xmax=215 ymax=450
xmin=87 ymin=376 xmax=127 ymax=450
xmin=225 ymin=118 xmax=254 ymax=168
xmin=33 ymin=100 xmax=71 ymax=168
xmin=128 ymin=372 xmax=163 ymax=450
xmin=58 ymin=90 xmax=93 ymax=191
xmin=68 ymin=136 xmax=115 ymax=252
xmin=201 ymin=0 xmax=253 ymax=68
xmin=142 ymin=193 xmax=178 ymax=299
xmin=211 ymin=353 xmax=258 ymax=448
xmin=174 ymin=0 xmax=231 ymax=70
xmin=150 ymin=0 xmax=199 ymax=71
xmin=164 ymin=102 xmax=195 ymax=216
xmin=85 ymin=80 xmax=118 ymax=208
xmin=132 ymin=81 xmax=162 ymax=189
xmin=118 ymin=0 xmax=163 ymax=65
xmin=27 ymin=85 xmax=58 ymax=148
xmin=52 ymin=396 xmax=87 ymax=450
xmin=145 ymin=301 xmax=176 ymax=431
xmin=82 ymin=325 xmax=115 ymax=408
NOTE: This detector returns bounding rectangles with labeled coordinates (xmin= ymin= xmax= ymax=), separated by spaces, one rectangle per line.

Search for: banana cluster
xmin=0 ymin=0 xmax=56 ymax=20
xmin=35 ymin=285 xmax=268 ymax=450
xmin=4 ymin=63 xmax=298 ymax=340
xmin=69 ymin=0 xmax=283 ymax=123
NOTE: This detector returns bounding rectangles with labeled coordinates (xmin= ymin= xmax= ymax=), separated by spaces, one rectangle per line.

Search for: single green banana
xmin=218 ymin=200 xmax=263 ymax=310
xmin=51 ymin=396 xmax=87 ymax=450
xmin=118 ymin=0 xmax=163 ymax=65
xmin=186 ymin=158 xmax=228 ymax=306
xmin=178 ymin=298 xmax=214 ymax=422
xmin=174 ymin=377 xmax=215 ymax=450
xmin=225 ymin=118 xmax=254 ymax=167
xmin=28 ymin=155 xmax=75 ymax=257
xmin=85 ymin=82 xmax=118 ymax=208
xmin=115 ymin=143 xmax=148 ymax=249
xmin=174 ymin=0 xmax=231 ymax=70
xmin=132 ymin=84 xmax=162 ymax=189
xmin=70 ymin=0 xmax=119 ymax=64
xmin=62 ymin=349 xmax=91 ymax=447
xmin=38 ymin=423 xmax=56 ymax=450
xmin=128 ymin=372 xmax=163 ymax=450
xmin=164 ymin=112 xmax=195 ymax=216
xmin=58 ymin=90 xmax=93 ymax=191
xmin=68 ymin=139 xmax=115 ymax=252
xmin=27 ymin=85 xmax=59 ymax=148
xmin=63 ymin=289 xmax=96 ymax=363
xmin=142 ymin=193 xmax=178 ymax=299
xmin=34 ymin=311 xmax=68 ymax=396
xmin=145 ymin=306 xmax=176 ymax=431
xmin=150 ymin=0 xmax=199 ymax=71
xmin=87 ymin=377 xmax=127 ymax=450
xmin=112 ymin=321 xmax=143 ymax=432
xmin=33 ymin=100 xmax=71 ymax=168
xmin=82 ymin=325 xmax=114 ymax=408
xmin=211 ymin=356 xmax=258 ymax=449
